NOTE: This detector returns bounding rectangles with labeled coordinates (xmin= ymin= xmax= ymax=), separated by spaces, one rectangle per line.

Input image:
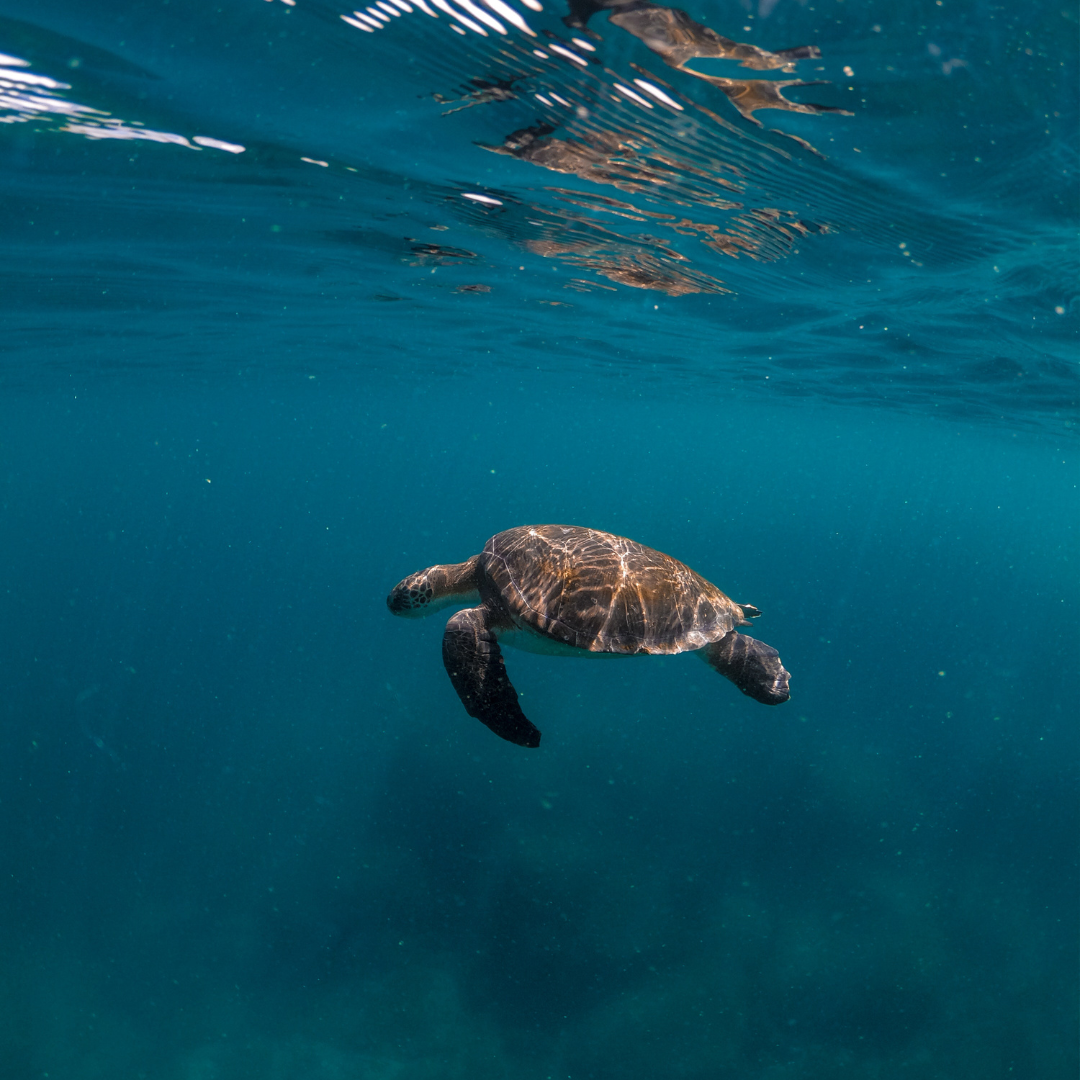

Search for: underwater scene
xmin=0 ymin=0 xmax=1076 ymax=1076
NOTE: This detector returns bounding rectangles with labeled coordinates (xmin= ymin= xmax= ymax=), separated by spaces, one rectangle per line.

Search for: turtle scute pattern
xmin=479 ymin=525 xmax=749 ymax=654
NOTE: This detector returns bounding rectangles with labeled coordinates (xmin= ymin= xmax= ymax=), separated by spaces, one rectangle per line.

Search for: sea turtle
xmin=386 ymin=525 xmax=790 ymax=748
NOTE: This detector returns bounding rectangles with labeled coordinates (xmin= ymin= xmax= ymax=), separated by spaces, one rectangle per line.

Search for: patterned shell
xmin=479 ymin=525 xmax=750 ymax=654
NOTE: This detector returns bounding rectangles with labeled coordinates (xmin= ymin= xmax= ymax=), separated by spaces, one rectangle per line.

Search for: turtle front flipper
xmin=442 ymin=608 xmax=541 ymax=748
xmin=701 ymin=631 xmax=790 ymax=705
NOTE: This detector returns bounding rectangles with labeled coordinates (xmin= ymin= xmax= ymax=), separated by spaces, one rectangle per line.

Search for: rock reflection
xmin=479 ymin=122 xmax=718 ymax=198
xmin=334 ymin=0 xmax=854 ymax=293
xmin=564 ymin=0 xmax=813 ymax=70
xmin=434 ymin=76 xmax=522 ymax=114
xmin=455 ymin=189 xmax=732 ymax=295
xmin=562 ymin=0 xmax=850 ymax=125
xmin=407 ymin=241 xmax=480 ymax=265
xmin=385 ymin=0 xmax=853 ymax=293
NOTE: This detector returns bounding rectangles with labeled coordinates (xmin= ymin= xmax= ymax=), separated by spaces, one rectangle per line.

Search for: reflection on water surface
xmin=338 ymin=0 xmax=855 ymax=292
xmin=0 ymin=1 xmax=1074 ymax=430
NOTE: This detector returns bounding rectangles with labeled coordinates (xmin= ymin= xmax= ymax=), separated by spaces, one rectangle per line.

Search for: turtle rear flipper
xmin=442 ymin=608 xmax=541 ymax=748
xmin=702 ymin=631 xmax=790 ymax=705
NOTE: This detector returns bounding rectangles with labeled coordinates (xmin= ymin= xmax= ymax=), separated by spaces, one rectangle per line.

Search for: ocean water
xmin=0 ymin=0 xmax=1077 ymax=1077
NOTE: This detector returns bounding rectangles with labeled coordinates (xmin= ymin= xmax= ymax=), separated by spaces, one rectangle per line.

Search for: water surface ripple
xmin=0 ymin=0 xmax=1076 ymax=430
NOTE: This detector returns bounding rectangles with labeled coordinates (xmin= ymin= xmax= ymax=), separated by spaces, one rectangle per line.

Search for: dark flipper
xmin=442 ymin=608 xmax=541 ymax=748
xmin=702 ymin=631 xmax=790 ymax=705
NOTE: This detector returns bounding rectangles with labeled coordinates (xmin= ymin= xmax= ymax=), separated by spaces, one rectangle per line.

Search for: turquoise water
xmin=1 ymin=0 xmax=1077 ymax=1076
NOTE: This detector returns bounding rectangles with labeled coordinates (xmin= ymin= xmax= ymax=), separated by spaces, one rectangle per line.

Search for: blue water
xmin=1 ymin=0 xmax=1077 ymax=1076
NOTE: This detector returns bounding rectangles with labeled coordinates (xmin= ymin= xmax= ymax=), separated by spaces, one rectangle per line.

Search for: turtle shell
xmin=479 ymin=525 xmax=749 ymax=654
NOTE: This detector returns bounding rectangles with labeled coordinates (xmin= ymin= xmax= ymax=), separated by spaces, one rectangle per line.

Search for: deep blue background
xmin=0 ymin=0 xmax=1077 ymax=1076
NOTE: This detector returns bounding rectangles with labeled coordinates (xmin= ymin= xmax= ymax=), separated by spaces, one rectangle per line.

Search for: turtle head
xmin=387 ymin=570 xmax=440 ymax=618
xmin=387 ymin=559 xmax=481 ymax=619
